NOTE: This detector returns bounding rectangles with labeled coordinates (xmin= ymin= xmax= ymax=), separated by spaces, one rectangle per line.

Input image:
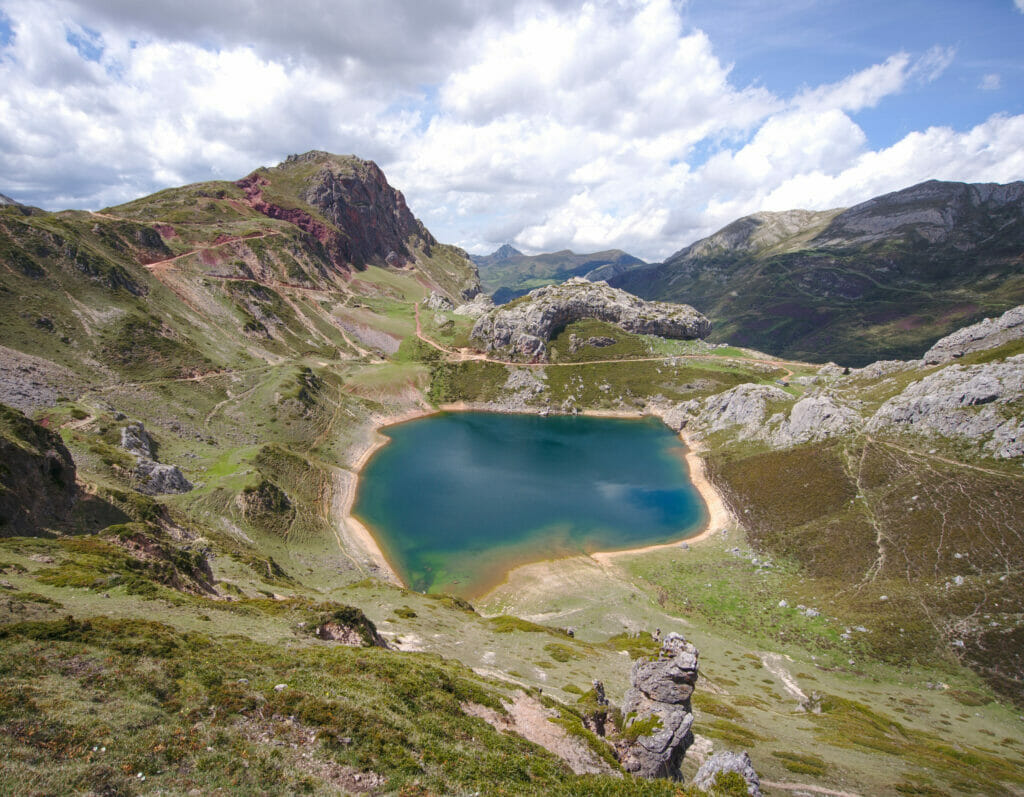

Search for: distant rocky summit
xmin=472 ymin=278 xmax=709 ymax=361
xmin=471 ymin=244 xmax=646 ymax=304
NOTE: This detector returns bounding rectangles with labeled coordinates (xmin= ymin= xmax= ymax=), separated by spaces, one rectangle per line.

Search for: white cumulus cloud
xmin=0 ymin=0 xmax=1021 ymax=261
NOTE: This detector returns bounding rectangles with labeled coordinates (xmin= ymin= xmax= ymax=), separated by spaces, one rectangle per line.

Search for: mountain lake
xmin=352 ymin=412 xmax=707 ymax=596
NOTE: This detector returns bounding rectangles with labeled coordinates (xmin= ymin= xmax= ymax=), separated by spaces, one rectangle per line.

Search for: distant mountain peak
xmin=493 ymin=244 xmax=523 ymax=260
xmin=0 ymin=192 xmax=19 ymax=206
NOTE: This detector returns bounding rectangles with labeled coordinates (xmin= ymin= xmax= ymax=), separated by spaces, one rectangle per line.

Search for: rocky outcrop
xmin=120 ymin=421 xmax=193 ymax=495
xmin=311 ymin=606 xmax=389 ymax=648
xmin=693 ymin=384 xmax=791 ymax=438
xmin=237 ymin=479 xmax=294 ymax=536
xmin=617 ymin=632 xmax=699 ymax=780
xmin=425 ymin=291 xmax=454 ymax=311
xmin=692 ymin=751 xmax=762 ymax=796
xmin=454 ymin=293 xmax=496 ymax=318
xmin=569 ymin=334 xmax=615 ymax=354
xmin=769 ymin=394 xmax=860 ymax=447
xmin=0 ymin=403 xmax=76 ymax=536
xmin=133 ymin=459 xmax=193 ymax=496
xmin=472 ymin=278 xmax=710 ymax=361
xmin=923 ymin=305 xmax=1024 ymax=364
xmin=120 ymin=422 xmax=154 ymax=458
xmin=0 ymin=192 xmax=19 ymax=206
xmin=867 ymin=356 xmax=1024 ymax=459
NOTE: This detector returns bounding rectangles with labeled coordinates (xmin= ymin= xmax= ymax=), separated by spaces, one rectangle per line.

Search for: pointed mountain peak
xmin=493 ymin=244 xmax=523 ymax=260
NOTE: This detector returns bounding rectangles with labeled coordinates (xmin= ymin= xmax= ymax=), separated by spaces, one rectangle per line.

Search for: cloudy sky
xmin=1 ymin=0 xmax=1023 ymax=260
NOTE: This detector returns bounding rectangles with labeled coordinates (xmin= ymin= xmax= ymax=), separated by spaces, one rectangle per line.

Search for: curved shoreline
xmin=337 ymin=403 xmax=734 ymax=593
xmin=334 ymin=407 xmax=437 ymax=587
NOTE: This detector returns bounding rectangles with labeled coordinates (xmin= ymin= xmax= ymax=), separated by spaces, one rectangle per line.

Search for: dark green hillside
xmin=613 ymin=180 xmax=1024 ymax=365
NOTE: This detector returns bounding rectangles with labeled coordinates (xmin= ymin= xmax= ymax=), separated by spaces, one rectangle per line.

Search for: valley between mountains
xmin=2 ymin=151 xmax=1024 ymax=796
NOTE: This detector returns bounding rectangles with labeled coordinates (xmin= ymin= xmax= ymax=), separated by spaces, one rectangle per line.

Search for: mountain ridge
xmin=612 ymin=178 xmax=1024 ymax=366
xmin=472 ymin=245 xmax=647 ymax=304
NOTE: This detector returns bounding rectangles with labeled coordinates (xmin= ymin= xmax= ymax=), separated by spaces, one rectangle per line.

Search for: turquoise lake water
xmin=352 ymin=412 xmax=707 ymax=596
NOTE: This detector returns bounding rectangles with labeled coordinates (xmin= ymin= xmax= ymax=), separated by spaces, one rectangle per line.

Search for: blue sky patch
xmin=65 ymin=24 xmax=104 ymax=62
xmin=0 ymin=10 xmax=14 ymax=48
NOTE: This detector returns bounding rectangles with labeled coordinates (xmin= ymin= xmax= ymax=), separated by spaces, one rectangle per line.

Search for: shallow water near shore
xmin=353 ymin=412 xmax=707 ymax=596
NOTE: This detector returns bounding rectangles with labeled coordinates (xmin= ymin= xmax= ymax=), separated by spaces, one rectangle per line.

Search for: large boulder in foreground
xmin=472 ymin=278 xmax=710 ymax=361
xmin=616 ymin=632 xmax=699 ymax=779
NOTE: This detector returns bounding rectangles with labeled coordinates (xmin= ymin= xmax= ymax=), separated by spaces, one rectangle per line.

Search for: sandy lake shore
xmin=337 ymin=402 xmax=735 ymax=593
xmin=333 ymin=406 xmax=439 ymax=587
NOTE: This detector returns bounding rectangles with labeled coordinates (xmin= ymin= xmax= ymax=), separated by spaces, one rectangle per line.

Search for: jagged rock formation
xmin=616 ymin=632 xmax=699 ymax=780
xmin=0 ymin=403 xmax=76 ymax=536
xmin=923 ymin=305 xmax=1024 ymax=364
xmin=239 ymin=151 xmax=433 ymax=271
xmin=120 ymin=421 xmax=192 ymax=496
xmin=692 ymin=751 xmax=762 ymax=796
xmin=235 ymin=151 xmax=481 ymax=301
xmin=121 ymin=422 xmax=155 ymax=459
xmin=612 ymin=179 xmax=1024 ymax=365
xmin=472 ymin=278 xmax=710 ymax=361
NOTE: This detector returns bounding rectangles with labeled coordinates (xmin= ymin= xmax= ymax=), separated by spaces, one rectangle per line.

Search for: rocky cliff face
xmin=0 ymin=403 xmax=76 ymax=536
xmin=237 ymin=151 xmax=481 ymax=300
xmin=472 ymin=278 xmax=709 ymax=361
xmin=814 ymin=179 xmax=1024 ymax=249
xmin=289 ymin=151 xmax=435 ymax=268
xmin=612 ymin=179 xmax=1024 ymax=366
